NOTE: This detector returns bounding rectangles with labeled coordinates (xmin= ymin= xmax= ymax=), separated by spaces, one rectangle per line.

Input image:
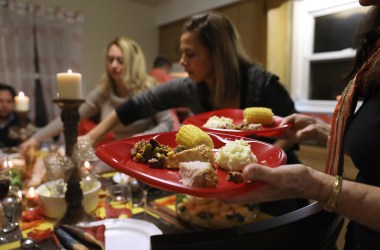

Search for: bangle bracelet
xmin=323 ymin=175 xmax=343 ymax=212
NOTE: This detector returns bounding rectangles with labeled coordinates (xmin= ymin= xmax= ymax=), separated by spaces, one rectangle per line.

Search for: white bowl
xmin=36 ymin=179 xmax=101 ymax=219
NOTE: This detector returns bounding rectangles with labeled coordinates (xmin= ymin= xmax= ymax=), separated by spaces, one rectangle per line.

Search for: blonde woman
xmin=20 ymin=36 xmax=174 ymax=154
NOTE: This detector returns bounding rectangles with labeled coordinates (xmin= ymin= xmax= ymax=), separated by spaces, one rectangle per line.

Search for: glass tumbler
xmin=105 ymin=184 xmax=133 ymax=218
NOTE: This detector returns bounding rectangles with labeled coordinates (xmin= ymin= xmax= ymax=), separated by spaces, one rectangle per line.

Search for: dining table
xmin=0 ymin=142 xmax=343 ymax=250
xmin=0 ymin=168 xmax=275 ymax=250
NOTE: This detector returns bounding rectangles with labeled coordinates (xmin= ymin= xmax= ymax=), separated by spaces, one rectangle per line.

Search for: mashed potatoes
xmin=203 ymin=116 xmax=234 ymax=129
xmin=215 ymin=139 xmax=257 ymax=171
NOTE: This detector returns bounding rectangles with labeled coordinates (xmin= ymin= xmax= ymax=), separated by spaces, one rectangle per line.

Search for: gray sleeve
xmin=31 ymin=87 xmax=100 ymax=143
xmin=116 ymin=78 xmax=202 ymax=125
xmin=31 ymin=117 xmax=64 ymax=142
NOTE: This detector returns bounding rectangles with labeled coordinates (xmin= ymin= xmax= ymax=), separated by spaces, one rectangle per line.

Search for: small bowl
xmin=36 ymin=179 xmax=101 ymax=219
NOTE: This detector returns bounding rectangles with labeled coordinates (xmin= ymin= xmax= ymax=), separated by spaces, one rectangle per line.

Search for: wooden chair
xmin=151 ymin=201 xmax=344 ymax=250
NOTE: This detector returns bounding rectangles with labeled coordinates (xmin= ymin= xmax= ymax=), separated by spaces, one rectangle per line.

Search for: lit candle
xmin=14 ymin=91 xmax=30 ymax=111
xmin=84 ymin=161 xmax=92 ymax=171
xmin=82 ymin=160 xmax=93 ymax=175
xmin=56 ymin=69 xmax=83 ymax=99
xmin=17 ymin=190 xmax=23 ymax=201
xmin=26 ymin=187 xmax=39 ymax=208
xmin=3 ymin=157 xmax=13 ymax=177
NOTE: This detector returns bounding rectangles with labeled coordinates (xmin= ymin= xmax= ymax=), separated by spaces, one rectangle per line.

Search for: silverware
xmin=20 ymin=237 xmax=37 ymax=249
xmin=2 ymin=221 xmax=18 ymax=233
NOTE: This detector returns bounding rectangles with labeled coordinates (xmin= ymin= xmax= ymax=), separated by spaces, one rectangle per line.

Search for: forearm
xmin=87 ymin=110 xmax=120 ymax=143
xmin=308 ymin=170 xmax=380 ymax=232
xmin=334 ymin=180 xmax=380 ymax=232
xmin=240 ymin=163 xmax=380 ymax=232
xmin=32 ymin=118 xmax=64 ymax=143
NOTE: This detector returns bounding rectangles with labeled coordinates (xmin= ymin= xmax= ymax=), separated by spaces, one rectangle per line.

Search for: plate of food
xmin=183 ymin=108 xmax=290 ymax=137
xmin=95 ymin=125 xmax=286 ymax=199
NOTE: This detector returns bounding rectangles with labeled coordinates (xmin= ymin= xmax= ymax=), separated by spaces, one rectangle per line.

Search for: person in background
xmin=228 ymin=1 xmax=380 ymax=248
xmin=19 ymin=36 xmax=174 ymax=155
xmin=85 ymin=11 xmax=307 ymax=211
xmin=149 ymin=55 xmax=173 ymax=84
xmin=0 ymin=83 xmax=21 ymax=148
xmin=149 ymin=55 xmax=181 ymax=130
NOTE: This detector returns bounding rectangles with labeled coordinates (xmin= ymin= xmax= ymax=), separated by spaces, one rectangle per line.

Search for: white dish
xmin=79 ymin=218 xmax=162 ymax=250
xmin=112 ymin=172 xmax=130 ymax=184
xmin=36 ymin=179 xmax=101 ymax=218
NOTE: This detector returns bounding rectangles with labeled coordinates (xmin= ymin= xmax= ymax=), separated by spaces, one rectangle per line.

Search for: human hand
xmin=19 ymin=137 xmax=39 ymax=158
xmin=279 ymin=114 xmax=330 ymax=144
xmin=77 ymin=135 xmax=95 ymax=146
xmin=222 ymin=163 xmax=316 ymax=204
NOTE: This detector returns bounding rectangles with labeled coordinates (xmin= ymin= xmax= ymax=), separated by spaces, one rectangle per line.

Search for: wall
xmin=18 ymin=0 xmax=157 ymax=92
xmin=159 ymin=0 xmax=267 ymax=66
xmin=158 ymin=0 xmax=293 ymax=90
xmin=266 ymin=0 xmax=292 ymax=90
xmin=155 ymin=0 xmax=242 ymax=26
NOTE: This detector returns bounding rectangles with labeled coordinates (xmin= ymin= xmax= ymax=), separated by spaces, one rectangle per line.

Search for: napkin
xmin=54 ymin=224 xmax=105 ymax=250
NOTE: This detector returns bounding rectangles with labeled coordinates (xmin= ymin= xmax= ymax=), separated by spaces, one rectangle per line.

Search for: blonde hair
xmin=182 ymin=11 xmax=252 ymax=108
xmin=99 ymin=36 xmax=156 ymax=96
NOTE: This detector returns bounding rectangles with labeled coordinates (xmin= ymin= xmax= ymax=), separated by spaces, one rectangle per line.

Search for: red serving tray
xmin=95 ymin=131 xmax=287 ymax=199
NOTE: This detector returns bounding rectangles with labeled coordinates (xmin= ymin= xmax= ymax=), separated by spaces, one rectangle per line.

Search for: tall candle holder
xmin=8 ymin=111 xmax=36 ymax=144
xmin=53 ymin=99 xmax=94 ymax=225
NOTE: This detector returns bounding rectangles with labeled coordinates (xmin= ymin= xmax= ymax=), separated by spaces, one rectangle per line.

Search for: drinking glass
xmin=137 ymin=181 xmax=153 ymax=219
xmin=126 ymin=177 xmax=144 ymax=208
xmin=105 ymin=184 xmax=133 ymax=218
xmin=2 ymin=186 xmax=22 ymax=227
xmin=0 ymin=155 xmax=12 ymax=243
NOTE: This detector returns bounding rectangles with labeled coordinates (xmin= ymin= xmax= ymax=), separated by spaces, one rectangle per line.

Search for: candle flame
xmin=67 ymin=69 xmax=73 ymax=74
xmin=3 ymin=159 xmax=12 ymax=169
xmin=18 ymin=190 xmax=23 ymax=200
xmin=28 ymin=187 xmax=36 ymax=197
xmin=19 ymin=91 xmax=25 ymax=98
xmin=84 ymin=160 xmax=91 ymax=170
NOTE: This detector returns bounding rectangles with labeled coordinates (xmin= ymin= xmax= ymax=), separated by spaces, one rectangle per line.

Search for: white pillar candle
xmin=14 ymin=91 xmax=30 ymax=111
xmin=56 ymin=69 xmax=83 ymax=99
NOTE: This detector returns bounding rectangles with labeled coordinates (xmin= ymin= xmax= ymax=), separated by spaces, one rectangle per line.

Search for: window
xmin=291 ymin=0 xmax=369 ymax=113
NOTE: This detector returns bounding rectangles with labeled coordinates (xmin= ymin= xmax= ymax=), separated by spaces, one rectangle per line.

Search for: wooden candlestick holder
xmin=8 ymin=111 xmax=35 ymax=143
xmin=53 ymin=99 xmax=94 ymax=225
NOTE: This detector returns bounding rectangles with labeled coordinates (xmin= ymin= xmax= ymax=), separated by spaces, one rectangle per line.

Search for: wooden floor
xmin=296 ymin=144 xmax=358 ymax=250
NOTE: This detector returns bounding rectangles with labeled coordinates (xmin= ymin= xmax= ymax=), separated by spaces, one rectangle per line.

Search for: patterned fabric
xmin=325 ymin=45 xmax=380 ymax=175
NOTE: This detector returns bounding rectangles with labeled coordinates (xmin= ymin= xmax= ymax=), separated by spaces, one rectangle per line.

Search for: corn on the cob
xmin=176 ymin=124 xmax=214 ymax=149
xmin=243 ymin=107 xmax=274 ymax=126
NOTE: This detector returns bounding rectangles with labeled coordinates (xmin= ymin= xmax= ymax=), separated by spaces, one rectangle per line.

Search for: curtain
xmin=35 ymin=5 xmax=84 ymax=123
xmin=0 ymin=0 xmax=84 ymax=123
xmin=0 ymin=0 xmax=35 ymax=117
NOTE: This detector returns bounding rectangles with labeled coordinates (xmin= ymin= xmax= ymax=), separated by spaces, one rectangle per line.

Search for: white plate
xmin=112 ymin=172 xmax=130 ymax=184
xmin=78 ymin=218 xmax=162 ymax=250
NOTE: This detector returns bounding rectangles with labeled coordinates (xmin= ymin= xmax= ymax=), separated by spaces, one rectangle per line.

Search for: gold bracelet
xmin=323 ymin=175 xmax=343 ymax=212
